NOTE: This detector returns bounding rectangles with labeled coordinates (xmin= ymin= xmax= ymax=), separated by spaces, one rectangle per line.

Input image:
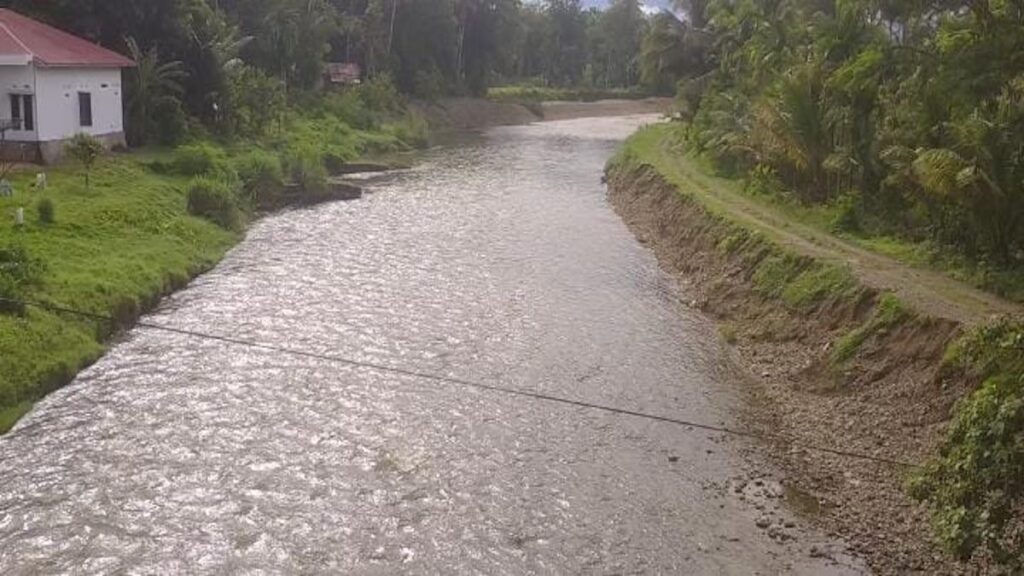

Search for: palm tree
xmin=749 ymin=61 xmax=833 ymax=201
xmin=124 ymin=37 xmax=187 ymax=146
xmin=908 ymin=78 xmax=1024 ymax=262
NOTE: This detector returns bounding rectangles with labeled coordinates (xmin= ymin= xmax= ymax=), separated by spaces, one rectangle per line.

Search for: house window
xmin=10 ymin=94 xmax=33 ymax=131
xmin=78 ymin=92 xmax=93 ymax=127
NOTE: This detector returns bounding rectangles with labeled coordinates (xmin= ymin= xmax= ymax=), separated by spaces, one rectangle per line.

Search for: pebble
xmin=768 ymin=525 xmax=793 ymax=542
xmin=755 ymin=516 xmax=771 ymax=529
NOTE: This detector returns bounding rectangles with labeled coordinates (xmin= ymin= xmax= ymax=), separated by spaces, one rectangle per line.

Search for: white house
xmin=0 ymin=9 xmax=134 ymax=164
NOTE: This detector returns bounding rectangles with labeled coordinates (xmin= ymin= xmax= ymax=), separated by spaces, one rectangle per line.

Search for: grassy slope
xmin=0 ymin=158 xmax=236 ymax=431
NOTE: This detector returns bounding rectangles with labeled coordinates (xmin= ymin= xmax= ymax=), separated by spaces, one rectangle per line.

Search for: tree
xmin=124 ymin=36 xmax=187 ymax=146
xmin=65 ymin=134 xmax=104 ymax=190
xmin=599 ymin=0 xmax=645 ymax=87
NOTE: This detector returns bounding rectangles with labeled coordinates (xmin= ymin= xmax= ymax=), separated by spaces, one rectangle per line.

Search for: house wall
xmin=0 ymin=63 xmax=39 ymax=143
xmin=34 ymin=67 xmax=124 ymax=142
xmin=0 ymin=65 xmax=126 ymax=163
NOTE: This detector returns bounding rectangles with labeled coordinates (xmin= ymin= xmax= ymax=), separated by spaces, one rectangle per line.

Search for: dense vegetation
xmin=655 ymin=0 xmax=1024 ymax=277
xmin=7 ymin=0 xmax=662 ymax=143
xmin=639 ymin=0 xmax=1024 ymax=566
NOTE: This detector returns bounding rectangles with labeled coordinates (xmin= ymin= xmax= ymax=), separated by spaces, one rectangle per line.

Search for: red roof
xmin=0 ymin=9 xmax=134 ymax=68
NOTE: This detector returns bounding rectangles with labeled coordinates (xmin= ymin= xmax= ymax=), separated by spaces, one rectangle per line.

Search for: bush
xmin=322 ymin=90 xmax=375 ymax=130
xmin=233 ymin=150 xmax=284 ymax=204
xmin=910 ymin=320 xmax=1024 ymax=568
xmin=36 ymin=198 xmax=55 ymax=224
xmin=829 ymin=192 xmax=863 ymax=234
xmin=172 ymin=143 xmax=230 ymax=177
xmin=154 ymin=100 xmax=188 ymax=146
xmin=223 ymin=66 xmax=286 ymax=138
xmin=65 ymin=133 xmax=104 ymax=189
xmin=413 ymin=67 xmax=445 ymax=102
xmin=357 ymin=74 xmax=405 ymax=115
xmin=186 ymin=178 xmax=243 ymax=230
xmin=284 ymin=147 xmax=328 ymax=198
xmin=0 ymin=243 xmax=43 ymax=315
xmin=387 ymin=113 xmax=429 ymax=149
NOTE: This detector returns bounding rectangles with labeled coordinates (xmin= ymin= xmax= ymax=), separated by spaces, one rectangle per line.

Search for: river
xmin=0 ymin=116 xmax=865 ymax=574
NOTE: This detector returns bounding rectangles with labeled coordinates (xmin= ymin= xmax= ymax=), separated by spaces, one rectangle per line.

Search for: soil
xmin=605 ymin=164 xmax=1004 ymax=575
xmin=412 ymin=98 xmax=541 ymax=131
xmin=539 ymin=97 xmax=674 ymax=121
xmin=411 ymin=97 xmax=673 ymax=131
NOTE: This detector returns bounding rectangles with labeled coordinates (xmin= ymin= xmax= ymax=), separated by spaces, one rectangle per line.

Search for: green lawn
xmin=0 ymin=156 xmax=238 ymax=433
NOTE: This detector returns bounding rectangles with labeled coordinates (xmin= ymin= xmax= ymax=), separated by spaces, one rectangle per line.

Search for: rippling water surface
xmin=0 ymin=116 xmax=864 ymax=574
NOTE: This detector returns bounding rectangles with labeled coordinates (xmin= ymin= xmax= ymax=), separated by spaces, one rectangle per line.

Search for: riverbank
xmin=606 ymin=124 xmax=1024 ymax=573
xmin=0 ymin=94 xmax=428 ymax=433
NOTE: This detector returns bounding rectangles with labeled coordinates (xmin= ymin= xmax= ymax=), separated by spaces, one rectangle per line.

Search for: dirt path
xmin=655 ymin=151 xmax=1022 ymax=326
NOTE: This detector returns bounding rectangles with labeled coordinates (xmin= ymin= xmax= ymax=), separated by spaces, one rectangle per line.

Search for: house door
xmin=10 ymin=94 xmax=34 ymax=131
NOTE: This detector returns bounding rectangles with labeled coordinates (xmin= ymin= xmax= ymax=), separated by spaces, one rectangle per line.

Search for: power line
xmin=1 ymin=296 xmax=918 ymax=469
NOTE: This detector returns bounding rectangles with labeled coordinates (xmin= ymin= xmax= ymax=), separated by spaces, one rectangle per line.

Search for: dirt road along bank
xmin=604 ymin=155 xmax=1014 ymax=574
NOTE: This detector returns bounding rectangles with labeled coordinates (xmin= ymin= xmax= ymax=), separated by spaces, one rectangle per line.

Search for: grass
xmin=832 ymin=294 xmax=913 ymax=364
xmin=0 ymin=156 xmax=238 ymax=433
xmin=488 ymin=84 xmax=651 ymax=103
xmin=0 ymin=96 xmax=427 ymax=434
xmin=750 ymin=255 xmax=860 ymax=310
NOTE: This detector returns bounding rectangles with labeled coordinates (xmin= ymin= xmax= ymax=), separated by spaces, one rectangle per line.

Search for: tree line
xmin=6 ymin=0 xmax=662 ymax=146
xmin=648 ymin=0 xmax=1024 ymax=271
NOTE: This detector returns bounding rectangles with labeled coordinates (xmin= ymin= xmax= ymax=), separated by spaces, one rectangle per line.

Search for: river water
xmin=0 ymin=116 xmax=865 ymax=574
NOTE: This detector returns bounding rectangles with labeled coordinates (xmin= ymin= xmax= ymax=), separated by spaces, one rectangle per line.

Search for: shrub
xmin=0 ymin=243 xmax=43 ymax=315
xmin=36 ymin=198 xmax=55 ymax=224
xmin=64 ymin=133 xmax=103 ymax=189
xmin=322 ymin=90 xmax=375 ymax=130
xmin=223 ymin=66 xmax=286 ymax=138
xmin=910 ymin=320 xmax=1024 ymax=568
xmin=186 ymin=178 xmax=242 ymax=230
xmin=284 ymin=147 xmax=328 ymax=198
xmin=172 ymin=143 xmax=229 ymax=177
xmin=357 ymin=74 xmax=405 ymax=115
xmin=233 ymin=150 xmax=284 ymax=204
xmin=387 ymin=113 xmax=429 ymax=149
xmin=154 ymin=100 xmax=188 ymax=146
xmin=829 ymin=192 xmax=863 ymax=234
xmin=413 ymin=67 xmax=445 ymax=102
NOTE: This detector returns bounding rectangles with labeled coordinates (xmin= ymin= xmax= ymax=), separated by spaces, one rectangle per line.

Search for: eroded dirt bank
xmin=606 ymin=163 xmax=984 ymax=574
xmin=411 ymin=97 xmax=672 ymax=131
